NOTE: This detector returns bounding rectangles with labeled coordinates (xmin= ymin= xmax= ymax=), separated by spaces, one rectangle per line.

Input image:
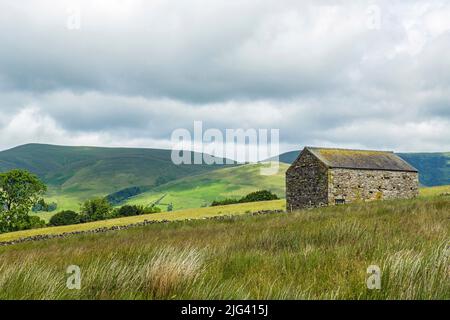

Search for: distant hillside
xmin=276 ymin=150 xmax=301 ymax=164
xmin=2 ymin=144 xmax=448 ymax=214
xmin=124 ymin=162 xmax=289 ymax=211
xmin=276 ymin=150 xmax=450 ymax=187
xmin=397 ymin=152 xmax=450 ymax=187
xmin=0 ymin=144 xmax=230 ymax=200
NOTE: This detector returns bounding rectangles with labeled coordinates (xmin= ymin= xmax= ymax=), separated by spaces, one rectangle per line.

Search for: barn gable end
xmin=286 ymin=148 xmax=329 ymax=211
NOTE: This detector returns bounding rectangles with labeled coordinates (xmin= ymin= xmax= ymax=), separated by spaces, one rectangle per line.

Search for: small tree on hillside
xmin=79 ymin=198 xmax=113 ymax=222
xmin=115 ymin=205 xmax=145 ymax=217
xmin=239 ymin=190 xmax=279 ymax=203
xmin=0 ymin=169 xmax=47 ymax=233
xmin=49 ymin=210 xmax=80 ymax=226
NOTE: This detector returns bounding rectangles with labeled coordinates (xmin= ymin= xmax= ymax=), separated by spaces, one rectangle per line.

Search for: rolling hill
xmin=396 ymin=152 xmax=450 ymax=187
xmin=124 ymin=162 xmax=289 ymax=211
xmin=0 ymin=144 xmax=232 ymax=210
xmin=1 ymin=144 xmax=449 ymax=214
xmin=275 ymin=150 xmax=450 ymax=187
xmin=0 ymin=144 xmax=286 ymax=213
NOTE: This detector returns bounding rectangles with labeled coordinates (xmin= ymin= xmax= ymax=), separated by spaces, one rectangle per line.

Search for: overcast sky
xmin=0 ymin=0 xmax=449 ymax=153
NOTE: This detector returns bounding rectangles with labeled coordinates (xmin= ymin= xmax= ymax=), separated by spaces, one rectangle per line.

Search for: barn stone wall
xmin=286 ymin=149 xmax=328 ymax=211
xmin=328 ymin=168 xmax=419 ymax=204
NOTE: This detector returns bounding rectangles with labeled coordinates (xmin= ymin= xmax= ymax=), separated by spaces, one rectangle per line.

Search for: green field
xmin=28 ymin=162 xmax=288 ymax=221
xmin=0 ymin=143 xmax=227 ymax=203
xmin=417 ymin=185 xmax=450 ymax=198
xmin=9 ymin=185 xmax=450 ymax=243
xmin=15 ymin=184 xmax=446 ymax=243
xmin=124 ymin=162 xmax=288 ymax=210
xmin=0 ymin=144 xmax=287 ymax=217
xmin=2 ymin=144 xmax=449 ymax=219
xmin=2 ymin=200 xmax=285 ymax=243
xmin=0 ymin=195 xmax=448 ymax=300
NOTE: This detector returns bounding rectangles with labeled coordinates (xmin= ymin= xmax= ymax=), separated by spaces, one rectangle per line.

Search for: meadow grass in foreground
xmin=0 ymin=196 xmax=448 ymax=300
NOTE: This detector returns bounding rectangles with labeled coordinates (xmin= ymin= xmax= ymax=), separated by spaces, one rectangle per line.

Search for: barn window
xmin=335 ymin=199 xmax=345 ymax=205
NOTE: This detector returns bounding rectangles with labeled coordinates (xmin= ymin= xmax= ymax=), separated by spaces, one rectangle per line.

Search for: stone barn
xmin=286 ymin=147 xmax=419 ymax=212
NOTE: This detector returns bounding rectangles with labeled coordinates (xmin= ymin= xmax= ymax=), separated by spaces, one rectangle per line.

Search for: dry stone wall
xmin=0 ymin=210 xmax=285 ymax=247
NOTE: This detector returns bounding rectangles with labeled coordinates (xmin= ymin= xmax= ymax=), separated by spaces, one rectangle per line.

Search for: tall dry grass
xmin=0 ymin=196 xmax=448 ymax=299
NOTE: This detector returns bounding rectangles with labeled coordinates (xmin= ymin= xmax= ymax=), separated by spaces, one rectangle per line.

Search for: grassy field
xmin=33 ymin=193 xmax=83 ymax=220
xmin=2 ymin=200 xmax=286 ymax=243
xmin=125 ymin=162 xmax=288 ymax=211
xmin=0 ymin=194 xmax=448 ymax=300
xmin=418 ymin=185 xmax=450 ymax=198
xmin=4 ymin=144 xmax=448 ymax=219
xmin=32 ymin=181 xmax=449 ymax=224
xmin=0 ymin=143 xmax=227 ymax=206
xmin=31 ymin=162 xmax=288 ymax=221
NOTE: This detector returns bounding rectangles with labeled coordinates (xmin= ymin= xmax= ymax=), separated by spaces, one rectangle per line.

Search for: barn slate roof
xmin=305 ymin=147 xmax=418 ymax=172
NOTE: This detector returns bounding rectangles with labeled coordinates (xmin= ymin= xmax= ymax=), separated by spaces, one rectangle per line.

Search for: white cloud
xmin=0 ymin=106 xmax=103 ymax=148
xmin=0 ymin=0 xmax=449 ymax=153
xmin=0 ymin=105 xmax=176 ymax=150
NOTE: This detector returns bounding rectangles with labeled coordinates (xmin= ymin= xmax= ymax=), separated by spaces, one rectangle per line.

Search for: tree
xmin=0 ymin=169 xmax=47 ymax=233
xmin=211 ymin=198 xmax=240 ymax=206
xmin=32 ymin=199 xmax=58 ymax=212
xmin=79 ymin=198 xmax=113 ymax=222
xmin=211 ymin=190 xmax=279 ymax=207
xmin=24 ymin=216 xmax=47 ymax=229
xmin=49 ymin=210 xmax=81 ymax=226
xmin=143 ymin=206 xmax=161 ymax=214
xmin=238 ymin=190 xmax=279 ymax=203
xmin=115 ymin=205 xmax=144 ymax=217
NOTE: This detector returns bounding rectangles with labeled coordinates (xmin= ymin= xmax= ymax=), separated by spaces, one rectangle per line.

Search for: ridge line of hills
xmin=0 ymin=144 xmax=448 ymax=214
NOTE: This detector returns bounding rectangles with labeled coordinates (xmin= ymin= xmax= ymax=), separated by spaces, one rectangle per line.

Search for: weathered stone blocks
xmin=286 ymin=147 xmax=419 ymax=211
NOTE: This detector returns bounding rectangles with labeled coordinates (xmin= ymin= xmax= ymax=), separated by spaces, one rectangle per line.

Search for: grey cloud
xmin=0 ymin=1 xmax=379 ymax=102
xmin=0 ymin=0 xmax=449 ymax=152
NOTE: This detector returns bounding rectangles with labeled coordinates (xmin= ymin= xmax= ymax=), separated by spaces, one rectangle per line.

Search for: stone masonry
xmin=286 ymin=147 xmax=419 ymax=211
xmin=286 ymin=148 xmax=328 ymax=211
xmin=328 ymin=168 xmax=419 ymax=204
